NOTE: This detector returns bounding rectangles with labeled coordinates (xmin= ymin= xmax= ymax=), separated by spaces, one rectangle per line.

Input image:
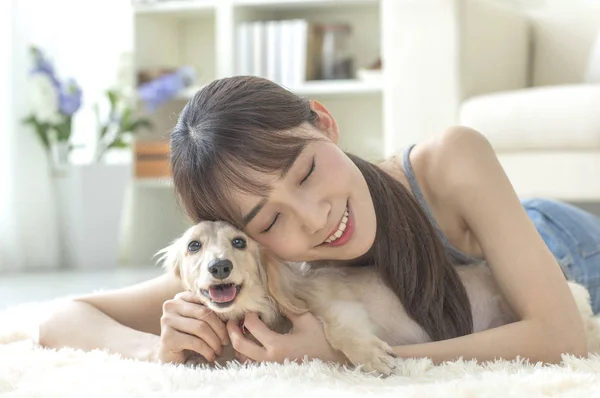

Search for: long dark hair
xmin=170 ymin=76 xmax=473 ymax=341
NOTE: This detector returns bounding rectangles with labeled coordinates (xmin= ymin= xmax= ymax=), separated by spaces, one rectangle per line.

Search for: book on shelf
xmin=236 ymin=19 xmax=323 ymax=88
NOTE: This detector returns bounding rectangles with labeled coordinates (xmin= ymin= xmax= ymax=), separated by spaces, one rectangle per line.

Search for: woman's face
xmin=232 ymin=126 xmax=377 ymax=263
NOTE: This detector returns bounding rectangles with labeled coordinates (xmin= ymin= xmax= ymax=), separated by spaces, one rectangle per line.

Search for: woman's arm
xmin=399 ymin=126 xmax=587 ymax=364
xmin=393 ymin=317 xmax=578 ymax=364
xmin=39 ymin=273 xmax=183 ymax=361
xmin=39 ymin=300 xmax=160 ymax=361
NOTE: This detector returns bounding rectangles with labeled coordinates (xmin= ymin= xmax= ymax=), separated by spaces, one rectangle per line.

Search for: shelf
xmin=134 ymin=0 xmax=216 ymax=17
xmin=134 ymin=0 xmax=377 ymax=14
xmin=135 ymin=178 xmax=174 ymax=188
xmin=176 ymin=79 xmax=382 ymax=100
xmin=233 ymin=0 xmax=378 ymax=9
xmin=176 ymin=85 xmax=205 ymax=100
xmin=289 ymin=79 xmax=382 ymax=96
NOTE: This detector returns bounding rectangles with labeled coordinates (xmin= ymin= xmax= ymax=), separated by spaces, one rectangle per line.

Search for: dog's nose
xmin=207 ymin=258 xmax=233 ymax=280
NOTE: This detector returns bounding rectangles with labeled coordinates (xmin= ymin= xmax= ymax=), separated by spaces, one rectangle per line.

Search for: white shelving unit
xmin=128 ymin=0 xmax=386 ymax=266
xmin=232 ymin=0 xmax=378 ymax=8
xmin=133 ymin=0 xmax=383 ymax=161
xmin=176 ymin=79 xmax=382 ymax=100
xmin=134 ymin=0 xmax=216 ymax=16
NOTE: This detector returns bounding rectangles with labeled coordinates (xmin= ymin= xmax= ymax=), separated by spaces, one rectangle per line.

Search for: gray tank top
xmin=402 ymin=144 xmax=481 ymax=265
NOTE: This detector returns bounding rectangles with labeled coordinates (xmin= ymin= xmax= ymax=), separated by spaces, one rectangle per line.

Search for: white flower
xmin=28 ymin=73 xmax=62 ymax=124
xmin=115 ymin=52 xmax=136 ymax=102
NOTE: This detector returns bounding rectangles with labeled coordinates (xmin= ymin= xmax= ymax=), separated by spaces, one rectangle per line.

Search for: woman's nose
xmin=298 ymin=201 xmax=329 ymax=235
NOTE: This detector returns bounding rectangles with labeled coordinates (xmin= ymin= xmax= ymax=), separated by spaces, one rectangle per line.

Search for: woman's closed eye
xmin=300 ymin=156 xmax=316 ymax=185
xmin=261 ymin=156 xmax=316 ymax=234
xmin=262 ymin=213 xmax=280 ymax=233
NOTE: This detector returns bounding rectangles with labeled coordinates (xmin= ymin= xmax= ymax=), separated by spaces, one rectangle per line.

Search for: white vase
xmin=54 ymin=163 xmax=132 ymax=270
xmin=49 ymin=140 xmax=71 ymax=171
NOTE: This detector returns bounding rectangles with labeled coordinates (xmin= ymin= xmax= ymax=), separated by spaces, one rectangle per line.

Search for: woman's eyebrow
xmin=243 ymin=198 xmax=267 ymax=227
xmin=279 ymin=146 xmax=306 ymax=178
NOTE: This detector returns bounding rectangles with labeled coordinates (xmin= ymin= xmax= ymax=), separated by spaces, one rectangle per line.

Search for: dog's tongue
xmin=209 ymin=285 xmax=237 ymax=303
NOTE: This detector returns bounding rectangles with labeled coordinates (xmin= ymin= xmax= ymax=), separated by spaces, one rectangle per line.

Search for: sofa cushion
xmin=497 ymin=151 xmax=600 ymax=201
xmin=586 ymin=29 xmax=600 ymax=83
xmin=528 ymin=7 xmax=600 ymax=87
xmin=459 ymin=84 xmax=600 ymax=150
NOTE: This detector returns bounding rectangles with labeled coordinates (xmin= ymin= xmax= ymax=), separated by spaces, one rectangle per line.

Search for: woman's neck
xmin=378 ymin=156 xmax=413 ymax=194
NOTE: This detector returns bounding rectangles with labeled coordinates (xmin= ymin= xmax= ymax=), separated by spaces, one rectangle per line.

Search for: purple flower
xmin=138 ymin=66 xmax=196 ymax=111
xmin=30 ymin=46 xmax=59 ymax=88
xmin=59 ymin=79 xmax=82 ymax=115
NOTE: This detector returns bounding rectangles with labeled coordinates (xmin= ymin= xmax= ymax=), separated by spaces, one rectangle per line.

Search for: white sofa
xmin=382 ymin=0 xmax=600 ymax=201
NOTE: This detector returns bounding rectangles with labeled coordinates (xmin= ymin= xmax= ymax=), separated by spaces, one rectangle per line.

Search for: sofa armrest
xmin=459 ymin=84 xmax=600 ymax=150
xmin=381 ymin=0 xmax=529 ymax=157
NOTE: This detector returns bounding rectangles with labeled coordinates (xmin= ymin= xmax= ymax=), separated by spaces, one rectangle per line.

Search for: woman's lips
xmin=322 ymin=202 xmax=354 ymax=247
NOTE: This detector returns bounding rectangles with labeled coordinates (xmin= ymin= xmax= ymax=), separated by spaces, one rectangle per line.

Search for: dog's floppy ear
xmin=260 ymin=249 xmax=308 ymax=315
xmin=155 ymin=239 xmax=183 ymax=279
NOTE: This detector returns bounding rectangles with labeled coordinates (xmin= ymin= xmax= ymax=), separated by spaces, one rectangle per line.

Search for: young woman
xmin=40 ymin=76 xmax=599 ymax=366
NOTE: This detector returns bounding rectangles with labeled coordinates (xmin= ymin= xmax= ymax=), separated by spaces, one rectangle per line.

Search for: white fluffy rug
xmin=3 ymin=286 xmax=600 ymax=398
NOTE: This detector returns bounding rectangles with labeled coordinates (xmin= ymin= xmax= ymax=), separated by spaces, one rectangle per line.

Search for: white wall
xmin=23 ymin=0 xmax=134 ymax=163
xmin=0 ymin=0 xmax=62 ymax=272
xmin=495 ymin=0 xmax=600 ymax=9
xmin=1 ymin=0 xmax=133 ymax=272
xmin=0 ymin=0 xmax=17 ymax=269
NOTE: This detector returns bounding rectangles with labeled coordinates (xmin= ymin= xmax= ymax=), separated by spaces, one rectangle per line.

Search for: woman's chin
xmin=311 ymin=238 xmax=374 ymax=262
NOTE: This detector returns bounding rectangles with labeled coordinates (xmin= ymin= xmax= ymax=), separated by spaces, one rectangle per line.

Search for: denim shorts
xmin=522 ymin=198 xmax=600 ymax=314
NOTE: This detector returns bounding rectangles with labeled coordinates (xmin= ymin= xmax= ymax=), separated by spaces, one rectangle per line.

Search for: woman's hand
xmin=227 ymin=309 xmax=347 ymax=365
xmin=155 ymin=291 xmax=229 ymax=364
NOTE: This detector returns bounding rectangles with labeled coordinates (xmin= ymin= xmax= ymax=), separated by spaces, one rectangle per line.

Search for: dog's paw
xmin=344 ymin=338 xmax=398 ymax=376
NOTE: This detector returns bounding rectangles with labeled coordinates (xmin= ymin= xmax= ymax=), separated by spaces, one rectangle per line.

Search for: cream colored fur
xmin=1 ymin=273 xmax=600 ymax=396
xmin=159 ymin=221 xmax=597 ymax=375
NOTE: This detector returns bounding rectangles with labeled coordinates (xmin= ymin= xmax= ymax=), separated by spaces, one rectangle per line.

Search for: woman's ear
xmin=309 ymin=99 xmax=339 ymax=143
xmin=260 ymin=249 xmax=308 ymax=315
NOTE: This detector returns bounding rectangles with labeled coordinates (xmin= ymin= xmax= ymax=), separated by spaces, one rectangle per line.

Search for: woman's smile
xmin=319 ymin=201 xmax=355 ymax=248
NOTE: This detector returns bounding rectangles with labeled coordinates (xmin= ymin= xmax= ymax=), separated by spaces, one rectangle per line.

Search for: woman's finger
xmin=165 ymin=315 xmax=223 ymax=354
xmin=162 ymin=326 xmax=217 ymax=362
xmin=241 ymin=312 xmax=278 ymax=346
xmin=174 ymin=290 xmax=205 ymax=304
xmin=177 ymin=301 xmax=230 ymax=345
xmin=279 ymin=307 xmax=303 ymax=324
xmin=227 ymin=320 xmax=267 ymax=361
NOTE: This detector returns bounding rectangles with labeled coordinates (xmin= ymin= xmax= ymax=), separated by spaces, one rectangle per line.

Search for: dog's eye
xmin=188 ymin=241 xmax=202 ymax=253
xmin=232 ymin=237 xmax=246 ymax=249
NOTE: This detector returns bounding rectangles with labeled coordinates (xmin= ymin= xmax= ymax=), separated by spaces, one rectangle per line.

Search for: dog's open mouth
xmin=200 ymin=283 xmax=242 ymax=307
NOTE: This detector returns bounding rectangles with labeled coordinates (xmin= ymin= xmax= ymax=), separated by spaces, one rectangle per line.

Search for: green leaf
xmin=22 ymin=115 xmax=36 ymax=125
xmin=100 ymin=125 xmax=109 ymax=139
xmin=54 ymin=116 xmax=72 ymax=142
xmin=108 ymin=137 xmax=130 ymax=149
xmin=93 ymin=103 xmax=103 ymax=136
xmin=126 ymin=118 xmax=153 ymax=134
xmin=119 ymin=107 xmax=133 ymax=130
xmin=23 ymin=115 xmax=51 ymax=150
xmin=107 ymin=90 xmax=119 ymax=111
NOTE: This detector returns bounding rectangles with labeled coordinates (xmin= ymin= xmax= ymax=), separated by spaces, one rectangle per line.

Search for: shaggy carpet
xmin=2 ymin=285 xmax=600 ymax=398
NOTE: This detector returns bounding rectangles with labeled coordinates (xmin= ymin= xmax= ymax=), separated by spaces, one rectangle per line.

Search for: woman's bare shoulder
xmin=75 ymin=271 xmax=184 ymax=335
xmin=405 ymin=126 xmax=493 ymax=195
xmin=379 ymin=126 xmax=494 ymax=233
xmin=379 ymin=126 xmax=487 ymax=193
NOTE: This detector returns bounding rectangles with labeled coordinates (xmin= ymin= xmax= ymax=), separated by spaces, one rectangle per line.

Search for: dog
xmin=158 ymin=220 xmax=591 ymax=375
